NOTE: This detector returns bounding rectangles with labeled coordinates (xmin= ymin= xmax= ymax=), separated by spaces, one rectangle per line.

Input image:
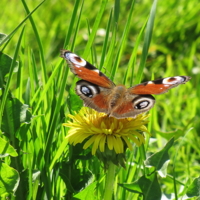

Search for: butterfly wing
xmin=110 ymin=76 xmax=191 ymax=119
xmin=129 ymin=76 xmax=191 ymax=95
xmin=60 ymin=49 xmax=115 ymax=88
xmin=61 ymin=50 xmax=191 ymax=119
xmin=75 ymin=82 xmax=155 ymax=118
xmin=75 ymin=80 xmax=112 ymax=114
xmin=109 ymin=94 xmax=155 ymax=119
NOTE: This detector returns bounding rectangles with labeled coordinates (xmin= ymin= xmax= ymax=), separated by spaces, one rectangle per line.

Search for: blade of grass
xmin=64 ymin=0 xmax=82 ymax=48
xmin=31 ymin=2 xmax=84 ymax=161
xmin=31 ymin=62 xmax=63 ymax=115
xmin=31 ymin=0 xmax=83 ymax=114
xmin=86 ymin=20 xmax=97 ymax=65
xmin=50 ymin=137 xmax=69 ymax=170
xmin=102 ymin=26 xmax=117 ymax=80
xmin=61 ymin=0 xmax=83 ymax=91
xmin=43 ymin=64 xmax=69 ymax=158
xmin=71 ymin=0 xmax=84 ymax=51
xmin=83 ymin=0 xmax=108 ymax=58
xmin=21 ymin=0 xmax=47 ymax=84
xmin=123 ymin=19 xmax=148 ymax=86
xmin=114 ymin=0 xmax=120 ymax=23
xmin=110 ymin=0 xmax=136 ymax=80
xmin=135 ymin=0 xmax=158 ymax=84
xmin=99 ymin=10 xmax=113 ymax=71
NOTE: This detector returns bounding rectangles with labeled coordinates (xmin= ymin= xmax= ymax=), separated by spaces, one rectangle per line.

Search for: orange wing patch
xmin=73 ymin=66 xmax=114 ymax=89
xmin=93 ymin=94 xmax=109 ymax=110
xmin=130 ymin=84 xmax=169 ymax=95
xmin=112 ymin=102 xmax=134 ymax=115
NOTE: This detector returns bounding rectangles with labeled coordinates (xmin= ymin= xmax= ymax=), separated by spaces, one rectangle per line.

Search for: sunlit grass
xmin=0 ymin=0 xmax=199 ymax=199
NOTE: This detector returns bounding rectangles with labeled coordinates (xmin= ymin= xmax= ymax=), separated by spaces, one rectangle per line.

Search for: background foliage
xmin=0 ymin=0 xmax=200 ymax=199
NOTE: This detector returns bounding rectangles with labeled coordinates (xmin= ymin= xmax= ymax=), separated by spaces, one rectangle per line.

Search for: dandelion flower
xmin=63 ymin=107 xmax=150 ymax=157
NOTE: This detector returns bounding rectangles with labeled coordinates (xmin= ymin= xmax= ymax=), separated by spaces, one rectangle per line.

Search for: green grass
xmin=0 ymin=0 xmax=200 ymax=199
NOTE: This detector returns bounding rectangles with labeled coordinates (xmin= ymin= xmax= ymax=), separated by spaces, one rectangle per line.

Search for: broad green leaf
xmin=144 ymin=138 xmax=174 ymax=177
xmin=155 ymin=129 xmax=185 ymax=140
xmin=0 ymin=162 xmax=19 ymax=196
xmin=73 ymin=182 xmax=97 ymax=200
xmin=186 ymin=176 xmax=200 ymax=197
xmin=0 ymin=26 xmax=25 ymax=131
xmin=118 ymin=182 xmax=142 ymax=194
xmin=2 ymin=98 xmax=32 ymax=135
xmin=138 ymin=174 xmax=161 ymax=200
xmin=0 ymin=52 xmax=18 ymax=84
xmin=119 ymin=174 xmax=161 ymax=200
xmin=0 ymin=137 xmax=18 ymax=158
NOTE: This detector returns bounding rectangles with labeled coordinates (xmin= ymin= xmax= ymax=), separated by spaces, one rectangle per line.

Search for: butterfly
xmin=60 ymin=49 xmax=191 ymax=119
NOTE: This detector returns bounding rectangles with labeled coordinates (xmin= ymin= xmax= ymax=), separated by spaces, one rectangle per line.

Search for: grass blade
xmin=83 ymin=0 xmax=108 ymax=58
xmin=135 ymin=0 xmax=158 ymax=84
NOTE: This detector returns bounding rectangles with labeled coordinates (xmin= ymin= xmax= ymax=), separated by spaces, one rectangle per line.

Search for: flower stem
xmin=103 ymin=162 xmax=116 ymax=200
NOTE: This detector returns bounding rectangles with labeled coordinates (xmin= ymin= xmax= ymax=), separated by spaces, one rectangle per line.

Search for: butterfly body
xmin=61 ymin=49 xmax=191 ymax=119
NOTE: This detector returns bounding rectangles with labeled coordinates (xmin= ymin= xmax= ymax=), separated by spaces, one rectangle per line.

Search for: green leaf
xmin=155 ymin=129 xmax=186 ymax=140
xmin=0 ymin=137 xmax=18 ymax=158
xmin=118 ymin=182 xmax=142 ymax=194
xmin=2 ymin=98 xmax=32 ymax=135
xmin=119 ymin=173 xmax=161 ymax=200
xmin=186 ymin=176 xmax=200 ymax=197
xmin=0 ymin=26 xmax=25 ymax=130
xmin=0 ymin=52 xmax=18 ymax=85
xmin=0 ymin=33 xmax=7 ymax=44
xmin=0 ymin=162 xmax=19 ymax=196
xmin=138 ymin=174 xmax=161 ymax=200
xmin=73 ymin=182 xmax=97 ymax=200
xmin=144 ymin=138 xmax=174 ymax=177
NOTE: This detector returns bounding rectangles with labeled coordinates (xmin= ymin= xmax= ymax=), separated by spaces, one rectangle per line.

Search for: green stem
xmin=103 ymin=162 xmax=116 ymax=200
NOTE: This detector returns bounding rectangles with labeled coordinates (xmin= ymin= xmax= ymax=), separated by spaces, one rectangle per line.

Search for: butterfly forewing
xmin=60 ymin=50 xmax=115 ymax=89
xmin=129 ymin=76 xmax=191 ymax=95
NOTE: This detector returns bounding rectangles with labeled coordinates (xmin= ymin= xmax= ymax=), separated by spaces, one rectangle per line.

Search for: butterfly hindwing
xmin=110 ymin=94 xmax=155 ymax=119
xmin=75 ymin=80 xmax=111 ymax=114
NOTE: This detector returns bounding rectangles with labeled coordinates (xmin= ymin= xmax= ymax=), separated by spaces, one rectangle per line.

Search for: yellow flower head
xmin=63 ymin=107 xmax=150 ymax=156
